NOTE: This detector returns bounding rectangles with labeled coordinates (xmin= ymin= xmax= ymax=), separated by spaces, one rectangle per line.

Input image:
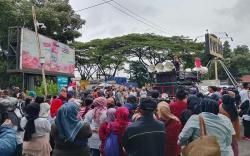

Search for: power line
xmin=111 ymin=0 xmax=174 ymax=34
xmin=102 ymin=0 xmax=171 ymax=35
xmin=75 ymin=0 xmax=114 ymax=12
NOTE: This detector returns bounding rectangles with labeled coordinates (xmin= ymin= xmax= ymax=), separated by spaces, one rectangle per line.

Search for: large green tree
xmin=72 ymin=33 xmax=204 ymax=81
xmin=0 ymin=0 xmax=85 ymax=88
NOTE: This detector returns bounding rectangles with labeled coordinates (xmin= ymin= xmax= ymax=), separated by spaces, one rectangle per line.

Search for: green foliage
xmin=35 ymin=80 xmax=58 ymax=96
xmin=127 ymin=61 xmax=151 ymax=88
xmin=72 ymin=34 xmax=204 ymax=80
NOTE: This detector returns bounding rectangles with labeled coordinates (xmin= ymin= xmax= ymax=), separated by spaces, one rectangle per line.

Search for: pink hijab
xmin=93 ymin=97 xmax=107 ymax=123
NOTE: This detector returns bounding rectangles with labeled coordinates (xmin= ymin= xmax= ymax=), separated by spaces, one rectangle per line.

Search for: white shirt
xmin=240 ymin=89 xmax=249 ymax=103
xmin=20 ymin=117 xmax=51 ymax=138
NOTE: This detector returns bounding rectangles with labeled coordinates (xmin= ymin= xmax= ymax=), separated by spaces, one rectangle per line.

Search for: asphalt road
xmin=238 ymin=120 xmax=250 ymax=156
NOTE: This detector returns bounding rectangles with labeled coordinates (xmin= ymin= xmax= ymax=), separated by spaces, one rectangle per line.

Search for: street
xmin=239 ymin=121 xmax=250 ymax=156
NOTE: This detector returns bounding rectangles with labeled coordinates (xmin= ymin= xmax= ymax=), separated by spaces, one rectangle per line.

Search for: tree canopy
xmin=72 ymin=33 xmax=204 ymax=82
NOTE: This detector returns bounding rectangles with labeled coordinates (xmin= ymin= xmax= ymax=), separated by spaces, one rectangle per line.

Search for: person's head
xmin=127 ymin=95 xmax=137 ymax=105
xmin=115 ymin=107 xmax=129 ymax=122
xmin=106 ymin=108 xmax=116 ymax=123
xmin=84 ymin=97 xmax=93 ymax=107
xmin=23 ymin=103 xmax=40 ymax=141
xmin=187 ymin=95 xmax=202 ymax=114
xmin=208 ymin=86 xmax=217 ymax=93
xmin=150 ymin=90 xmax=160 ymax=99
xmin=55 ymin=102 xmax=82 ymax=142
xmin=39 ymin=102 xmax=50 ymax=118
xmin=93 ymin=97 xmax=107 ymax=123
xmin=157 ymin=101 xmax=177 ymax=122
xmin=97 ymin=90 xmax=105 ymax=97
xmin=176 ymin=89 xmax=188 ymax=101
xmin=222 ymin=94 xmax=238 ymax=121
xmin=242 ymin=83 xmax=249 ymax=89
xmin=107 ymin=97 xmax=115 ymax=108
xmin=139 ymin=97 xmax=157 ymax=116
xmin=3 ymin=90 xmax=9 ymax=97
xmin=67 ymin=91 xmax=76 ymax=99
xmin=60 ymin=87 xmax=67 ymax=98
xmin=35 ymin=96 xmax=45 ymax=104
xmin=199 ymin=98 xmax=219 ymax=115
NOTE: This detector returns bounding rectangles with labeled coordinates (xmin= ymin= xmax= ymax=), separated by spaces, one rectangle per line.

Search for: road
xmin=239 ymin=121 xmax=250 ymax=156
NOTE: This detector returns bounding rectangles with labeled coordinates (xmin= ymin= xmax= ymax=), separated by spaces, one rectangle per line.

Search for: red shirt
xmin=163 ymin=119 xmax=182 ymax=156
xmin=170 ymin=100 xmax=187 ymax=119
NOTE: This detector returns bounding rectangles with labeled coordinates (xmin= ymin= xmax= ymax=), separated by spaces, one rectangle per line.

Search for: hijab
xmin=50 ymin=99 xmax=62 ymax=118
xmin=157 ymin=101 xmax=179 ymax=122
xmin=111 ymin=107 xmax=130 ymax=136
xmin=222 ymin=94 xmax=238 ymax=121
xmin=23 ymin=103 xmax=40 ymax=141
xmin=55 ymin=102 xmax=83 ymax=142
xmin=93 ymin=97 xmax=107 ymax=124
xmin=39 ymin=102 xmax=50 ymax=118
xmin=106 ymin=108 xmax=116 ymax=123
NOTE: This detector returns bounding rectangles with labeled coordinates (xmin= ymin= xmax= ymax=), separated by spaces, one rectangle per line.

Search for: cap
xmin=139 ymin=98 xmax=157 ymax=111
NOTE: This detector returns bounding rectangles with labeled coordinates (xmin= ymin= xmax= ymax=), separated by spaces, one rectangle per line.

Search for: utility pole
xmin=214 ymin=58 xmax=218 ymax=80
xmin=32 ymin=6 xmax=48 ymax=96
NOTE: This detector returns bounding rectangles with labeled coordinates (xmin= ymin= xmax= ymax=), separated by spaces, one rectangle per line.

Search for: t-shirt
xmin=170 ymin=100 xmax=187 ymax=119
xmin=240 ymin=89 xmax=249 ymax=103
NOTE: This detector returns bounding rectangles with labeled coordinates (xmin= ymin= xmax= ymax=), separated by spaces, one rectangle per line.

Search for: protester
xmin=180 ymin=95 xmax=201 ymax=126
xmin=123 ymin=97 xmax=165 ymax=156
xmin=51 ymin=102 xmax=92 ymax=156
xmin=80 ymin=97 xmax=94 ymax=120
xmin=0 ymin=102 xmax=17 ymax=156
xmin=99 ymin=108 xmax=117 ymax=156
xmin=124 ymin=95 xmax=137 ymax=121
xmin=21 ymin=103 xmax=51 ymax=156
xmin=108 ymin=107 xmax=130 ymax=156
xmin=220 ymin=94 xmax=240 ymax=156
xmin=50 ymin=99 xmax=63 ymax=120
xmin=107 ymin=97 xmax=116 ymax=109
xmin=178 ymin=98 xmax=235 ymax=156
xmin=240 ymin=83 xmax=249 ymax=104
xmin=242 ymin=109 xmax=250 ymax=140
xmin=157 ymin=101 xmax=181 ymax=156
xmin=84 ymin=97 xmax=107 ymax=156
xmin=39 ymin=102 xmax=50 ymax=119
xmin=170 ymin=89 xmax=188 ymax=119
xmin=140 ymin=87 xmax=147 ymax=98
xmin=58 ymin=88 xmax=68 ymax=104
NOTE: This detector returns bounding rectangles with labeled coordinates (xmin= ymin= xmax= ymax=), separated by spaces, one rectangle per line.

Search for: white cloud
xmin=70 ymin=0 xmax=249 ymax=47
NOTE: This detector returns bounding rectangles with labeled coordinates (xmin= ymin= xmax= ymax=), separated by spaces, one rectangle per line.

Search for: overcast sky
xmin=70 ymin=0 xmax=250 ymax=48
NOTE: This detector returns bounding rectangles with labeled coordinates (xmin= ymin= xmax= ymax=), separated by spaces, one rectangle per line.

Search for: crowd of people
xmin=0 ymin=83 xmax=250 ymax=156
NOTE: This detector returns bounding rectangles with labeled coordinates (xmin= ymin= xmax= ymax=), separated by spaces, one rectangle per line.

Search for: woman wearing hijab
xmin=84 ymin=97 xmax=107 ymax=156
xmin=50 ymin=99 xmax=62 ymax=120
xmin=39 ymin=102 xmax=50 ymax=119
xmin=99 ymin=108 xmax=117 ymax=156
xmin=21 ymin=103 xmax=51 ymax=156
xmin=178 ymin=98 xmax=235 ymax=156
xmin=220 ymin=94 xmax=240 ymax=156
xmin=51 ymin=102 xmax=92 ymax=156
xmin=109 ymin=107 xmax=130 ymax=156
xmin=157 ymin=101 xmax=181 ymax=156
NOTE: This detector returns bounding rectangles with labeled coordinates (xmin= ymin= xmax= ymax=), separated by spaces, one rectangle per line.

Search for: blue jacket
xmin=0 ymin=126 xmax=17 ymax=156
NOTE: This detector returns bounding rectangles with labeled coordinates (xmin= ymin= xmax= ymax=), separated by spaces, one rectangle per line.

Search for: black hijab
xmin=23 ymin=103 xmax=40 ymax=141
xmin=222 ymin=94 xmax=238 ymax=121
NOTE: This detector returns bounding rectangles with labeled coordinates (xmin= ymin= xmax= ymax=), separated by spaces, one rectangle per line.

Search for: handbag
xmin=182 ymin=115 xmax=221 ymax=156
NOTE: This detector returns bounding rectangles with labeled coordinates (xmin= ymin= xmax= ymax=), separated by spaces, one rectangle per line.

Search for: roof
xmin=240 ymin=75 xmax=250 ymax=83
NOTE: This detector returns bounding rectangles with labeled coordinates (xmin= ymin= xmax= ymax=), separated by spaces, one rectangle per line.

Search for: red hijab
xmin=50 ymin=99 xmax=62 ymax=118
xmin=111 ymin=107 xmax=130 ymax=137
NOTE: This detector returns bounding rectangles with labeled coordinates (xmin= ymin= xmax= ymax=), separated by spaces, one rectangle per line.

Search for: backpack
xmin=104 ymin=125 xmax=119 ymax=156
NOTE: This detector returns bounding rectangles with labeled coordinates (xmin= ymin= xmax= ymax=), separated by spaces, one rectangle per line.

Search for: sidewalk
xmin=238 ymin=120 xmax=250 ymax=156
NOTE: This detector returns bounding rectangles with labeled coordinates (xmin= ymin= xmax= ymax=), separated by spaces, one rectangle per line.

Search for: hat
xmin=139 ymin=98 xmax=157 ymax=111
